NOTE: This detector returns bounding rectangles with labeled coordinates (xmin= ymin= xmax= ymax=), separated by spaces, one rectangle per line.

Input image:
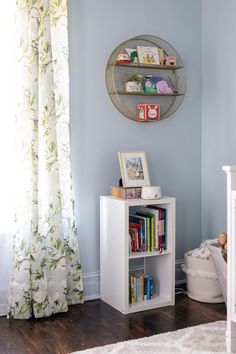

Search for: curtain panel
xmin=8 ymin=0 xmax=83 ymax=319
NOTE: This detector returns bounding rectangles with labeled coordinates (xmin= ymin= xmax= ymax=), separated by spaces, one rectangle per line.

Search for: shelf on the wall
xmin=113 ymin=62 xmax=184 ymax=70
xmin=105 ymin=34 xmax=186 ymax=122
xmin=110 ymin=91 xmax=184 ymax=97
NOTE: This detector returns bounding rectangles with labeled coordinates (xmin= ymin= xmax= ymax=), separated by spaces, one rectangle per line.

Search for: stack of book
xmin=129 ymin=206 xmax=166 ymax=253
xmin=129 ymin=273 xmax=154 ymax=304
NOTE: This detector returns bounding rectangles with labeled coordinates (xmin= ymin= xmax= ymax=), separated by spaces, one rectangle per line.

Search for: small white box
xmin=141 ymin=186 xmax=162 ymax=200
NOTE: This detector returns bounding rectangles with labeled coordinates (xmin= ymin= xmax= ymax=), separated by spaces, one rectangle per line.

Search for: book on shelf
xmin=129 ymin=227 xmax=139 ymax=252
xmin=136 ymin=210 xmax=154 ymax=252
xmin=129 ymin=273 xmax=154 ymax=304
xmin=137 ymin=46 xmax=160 ymax=65
xmin=129 ymin=205 xmax=167 ymax=252
xmin=137 ymin=104 xmax=160 ymax=122
xmin=138 ymin=207 xmax=159 ymax=251
xmin=110 ymin=186 xmax=142 ymax=199
xmin=129 ymin=222 xmax=142 ymax=251
xmin=129 ymin=214 xmax=146 ymax=252
xmin=129 ymin=206 xmax=167 ymax=253
xmin=158 ymin=48 xmax=165 ymax=65
xmin=129 ymin=274 xmax=135 ymax=304
xmin=147 ymin=206 xmax=167 ymax=251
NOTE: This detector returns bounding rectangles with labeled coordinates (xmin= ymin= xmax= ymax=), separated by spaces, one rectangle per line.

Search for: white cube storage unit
xmin=100 ymin=196 xmax=176 ymax=314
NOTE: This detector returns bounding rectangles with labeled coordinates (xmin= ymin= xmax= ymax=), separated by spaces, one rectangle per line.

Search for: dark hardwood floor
xmin=0 ymin=293 xmax=226 ymax=354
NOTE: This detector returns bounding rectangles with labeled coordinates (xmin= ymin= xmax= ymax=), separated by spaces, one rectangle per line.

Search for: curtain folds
xmin=8 ymin=0 xmax=83 ymax=319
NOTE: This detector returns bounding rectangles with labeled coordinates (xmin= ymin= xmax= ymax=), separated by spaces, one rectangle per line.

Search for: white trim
xmin=83 ymin=271 xmax=100 ymax=301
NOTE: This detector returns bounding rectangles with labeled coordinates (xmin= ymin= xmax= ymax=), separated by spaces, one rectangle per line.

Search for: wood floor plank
xmin=0 ymin=295 xmax=226 ymax=354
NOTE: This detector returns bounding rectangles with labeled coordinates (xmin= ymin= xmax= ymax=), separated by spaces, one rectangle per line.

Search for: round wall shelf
xmin=105 ymin=35 xmax=186 ymax=122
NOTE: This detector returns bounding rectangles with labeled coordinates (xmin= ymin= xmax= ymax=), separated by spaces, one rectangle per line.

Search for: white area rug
xmin=71 ymin=321 xmax=228 ymax=354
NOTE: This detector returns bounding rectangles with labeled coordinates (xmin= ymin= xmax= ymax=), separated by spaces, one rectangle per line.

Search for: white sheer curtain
xmin=0 ymin=1 xmax=15 ymax=316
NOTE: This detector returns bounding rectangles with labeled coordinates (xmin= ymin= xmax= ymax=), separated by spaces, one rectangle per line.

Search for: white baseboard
xmin=83 ymin=258 xmax=186 ymax=301
xmin=83 ymin=271 xmax=100 ymax=301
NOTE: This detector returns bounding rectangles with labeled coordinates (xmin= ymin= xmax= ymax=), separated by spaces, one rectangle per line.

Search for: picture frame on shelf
xmin=118 ymin=151 xmax=151 ymax=188
xmin=137 ymin=46 xmax=160 ymax=65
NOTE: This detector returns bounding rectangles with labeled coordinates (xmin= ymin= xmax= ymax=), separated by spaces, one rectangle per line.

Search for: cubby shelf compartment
xmin=100 ymin=196 xmax=176 ymax=314
xmin=105 ymin=34 xmax=186 ymax=122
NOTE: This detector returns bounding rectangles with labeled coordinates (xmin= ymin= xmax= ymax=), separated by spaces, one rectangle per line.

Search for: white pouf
xmin=182 ymin=251 xmax=224 ymax=303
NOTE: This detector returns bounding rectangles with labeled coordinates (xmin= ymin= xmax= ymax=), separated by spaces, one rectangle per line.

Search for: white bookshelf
xmin=100 ymin=196 xmax=176 ymax=314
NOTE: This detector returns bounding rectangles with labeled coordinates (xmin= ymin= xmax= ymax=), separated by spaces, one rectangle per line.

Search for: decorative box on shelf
xmin=137 ymin=104 xmax=160 ymax=121
xmin=110 ymin=186 xmax=142 ymax=199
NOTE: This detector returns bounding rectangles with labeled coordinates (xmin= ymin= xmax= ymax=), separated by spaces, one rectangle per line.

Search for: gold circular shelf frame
xmin=105 ymin=35 xmax=187 ymax=122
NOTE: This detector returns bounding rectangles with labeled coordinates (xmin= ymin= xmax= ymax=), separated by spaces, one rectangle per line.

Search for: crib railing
xmin=223 ymin=166 xmax=236 ymax=352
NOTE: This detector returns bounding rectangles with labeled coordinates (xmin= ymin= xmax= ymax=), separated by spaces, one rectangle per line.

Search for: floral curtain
xmin=8 ymin=0 xmax=83 ymax=319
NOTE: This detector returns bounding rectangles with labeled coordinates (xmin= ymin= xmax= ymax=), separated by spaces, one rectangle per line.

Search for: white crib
xmin=224 ymin=166 xmax=236 ymax=353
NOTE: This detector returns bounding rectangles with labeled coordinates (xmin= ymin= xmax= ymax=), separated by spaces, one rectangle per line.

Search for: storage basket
xmin=182 ymin=251 xmax=224 ymax=303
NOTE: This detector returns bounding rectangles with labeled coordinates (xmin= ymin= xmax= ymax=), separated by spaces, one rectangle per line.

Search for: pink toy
xmin=156 ymin=80 xmax=173 ymax=94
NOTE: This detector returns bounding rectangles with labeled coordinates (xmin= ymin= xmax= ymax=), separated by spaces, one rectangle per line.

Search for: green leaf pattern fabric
xmin=8 ymin=0 xmax=83 ymax=319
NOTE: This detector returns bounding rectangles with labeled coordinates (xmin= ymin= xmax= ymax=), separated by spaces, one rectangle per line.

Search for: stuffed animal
xmin=218 ymin=232 xmax=227 ymax=250
xmin=218 ymin=232 xmax=227 ymax=262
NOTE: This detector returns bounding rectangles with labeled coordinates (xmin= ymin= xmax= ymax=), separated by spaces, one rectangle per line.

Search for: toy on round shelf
xmin=116 ymin=49 xmax=131 ymax=63
xmin=124 ymin=73 xmax=144 ymax=93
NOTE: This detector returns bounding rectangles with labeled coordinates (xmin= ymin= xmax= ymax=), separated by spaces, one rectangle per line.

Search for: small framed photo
xmin=118 ymin=151 xmax=151 ymax=188
xmin=137 ymin=46 xmax=160 ymax=65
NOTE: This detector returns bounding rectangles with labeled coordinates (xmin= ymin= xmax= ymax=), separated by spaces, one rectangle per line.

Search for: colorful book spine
xmin=129 ymin=215 xmax=146 ymax=252
xmin=129 ymin=273 xmax=155 ymax=303
xmin=129 ymin=222 xmax=142 ymax=251
xmin=138 ymin=207 xmax=159 ymax=251
xmin=150 ymin=277 xmax=154 ymax=299
xmin=147 ymin=206 xmax=167 ymax=251
xmin=129 ymin=227 xmax=138 ymax=252
xmin=136 ymin=210 xmax=154 ymax=251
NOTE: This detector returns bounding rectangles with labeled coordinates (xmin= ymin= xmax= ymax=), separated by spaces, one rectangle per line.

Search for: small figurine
xmin=116 ymin=49 xmax=131 ymax=63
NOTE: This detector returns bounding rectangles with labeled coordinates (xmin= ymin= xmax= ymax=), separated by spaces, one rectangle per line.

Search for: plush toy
xmin=218 ymin=232 xmax=227 ymax=262
xmin=156 ymin=80 xmax=173 ymax=94
xmin=218 ymin=232 xmax=227 ymax=250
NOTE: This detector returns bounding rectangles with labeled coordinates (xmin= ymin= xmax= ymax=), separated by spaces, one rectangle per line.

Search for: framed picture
xmin=137 ymin=46 xmax=160 ymax=65
xmin=118 ymin=151 xmax=151 ymax=188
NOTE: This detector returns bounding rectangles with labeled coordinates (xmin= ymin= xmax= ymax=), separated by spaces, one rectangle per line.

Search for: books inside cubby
xmin=129 ymin=272 xmax=154 ymax=304
xmin=129 ymin=205 xmax=167 ymax=254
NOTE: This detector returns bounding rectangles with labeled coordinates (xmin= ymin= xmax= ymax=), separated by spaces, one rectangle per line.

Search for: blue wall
xmin=68 ymin=0 xmax=202 ymax=296
xmin=201 ymin=0 xmax=236 ymax=239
